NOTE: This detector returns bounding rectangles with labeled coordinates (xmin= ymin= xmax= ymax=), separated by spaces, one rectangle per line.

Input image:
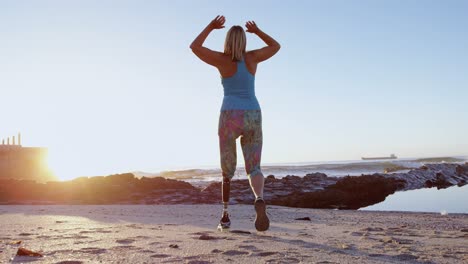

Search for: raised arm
xmin=190 ymin=15 xmax=226 ymax=67
xmin=245 ymin=21 xmax=281 ymax=63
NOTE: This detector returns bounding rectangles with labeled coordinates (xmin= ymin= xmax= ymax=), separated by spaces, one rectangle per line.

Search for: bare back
xmin=217 ymin=52 xmax=258 ymax=78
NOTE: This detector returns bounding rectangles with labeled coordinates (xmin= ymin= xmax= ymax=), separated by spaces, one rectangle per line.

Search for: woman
xmin=190 ymin=15 xmax=280 ymax=231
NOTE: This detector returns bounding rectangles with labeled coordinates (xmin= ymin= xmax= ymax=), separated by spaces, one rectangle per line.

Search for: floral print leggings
xmin=218 ymin=109 xmax=264 ymax=180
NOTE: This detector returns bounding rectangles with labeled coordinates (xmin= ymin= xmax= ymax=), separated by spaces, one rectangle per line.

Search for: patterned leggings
xmin=218 ymin=109 xmax=264 ymax=180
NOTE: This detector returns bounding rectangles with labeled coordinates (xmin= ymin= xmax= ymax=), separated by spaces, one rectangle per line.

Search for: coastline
xmin=1 ymin=205 xmax=467 ymax=263
xmin=1 ymin=163 xmax=467 ymax=212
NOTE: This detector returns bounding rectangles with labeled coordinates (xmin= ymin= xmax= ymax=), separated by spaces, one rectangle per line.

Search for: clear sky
xmin=1 ymin=0 xmax=467 ymax=180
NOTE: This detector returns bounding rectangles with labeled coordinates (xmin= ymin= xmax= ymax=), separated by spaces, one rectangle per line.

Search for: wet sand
xmin=0 ymin=205 xmax=467 ymax=263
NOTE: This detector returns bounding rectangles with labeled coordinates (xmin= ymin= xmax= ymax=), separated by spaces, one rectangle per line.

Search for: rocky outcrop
xmin=0 ymin=163 xmax=467 ymax=209
xmin=388 ymin=163 xmax=468 ymax=190
xmin=272 ymin=175 xmax=406 ymax=209
xmin=0 ymin=173 xmax=197 ymax=204
xmin=199 ymin=163 xmax=468 ymax=209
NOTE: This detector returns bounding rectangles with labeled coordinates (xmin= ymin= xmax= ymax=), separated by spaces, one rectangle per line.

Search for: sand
xmin=0 ymin=205 xmax=467 ymax=263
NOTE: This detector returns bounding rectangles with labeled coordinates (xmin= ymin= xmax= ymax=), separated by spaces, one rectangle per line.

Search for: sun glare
xmin=47 ymin=150 xmax=75 ymax=181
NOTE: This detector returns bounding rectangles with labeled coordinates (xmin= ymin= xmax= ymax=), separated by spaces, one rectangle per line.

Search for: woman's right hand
xmin=209 ymin=15 xmax=226 ymax=30
xmin=245 ymin=21 xmax=260 ymax=34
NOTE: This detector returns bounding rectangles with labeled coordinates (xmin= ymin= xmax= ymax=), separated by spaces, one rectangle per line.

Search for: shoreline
xmin=0 ymin=163 xmax=467 ymax=212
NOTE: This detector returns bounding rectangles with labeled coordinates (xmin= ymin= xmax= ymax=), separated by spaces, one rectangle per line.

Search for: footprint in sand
xmin=77 ymin=247 xmax=107 ymax=254
xmin=125 ymin=224 xmax=143 ymax=229
xmin=132 ymin=235 xmax=150 ymax=239
xmin=222 ymin=250 xmax=249 ymax=256
xmin=254 ymin=251 xmax=277 ymax=257
xmin=197 ymin=234 xmax=222 ymax=241
xmin=392 ymin=253 xmax=419 ymax=261
xmin=190 ymin=231 xmax=214 ymax=235
xmin=238 ymin=245 xmax=258 ymax=251
xmin=186 ymin=261 xmax=212 ymax=264
xmin=116 ymin=238 xmax=136 ymax=244
xmin=380 ymin=236 xmax=413 ymax=245
xmin=96 ymin=230 xmax=113 ymax=234
xmin=361 ymin=227 xmax=384 ymax=233
xmin=266 ymin=257 xmax=300 ymax=263
xmin=150 ymin=253 xmax=171 ymax=258
xmin=230 ymin=230 xmax=251 ymax=235
xmin=140 ymin=249 xmax=155 ymax=253
xmin=18 ymin=233 xmax=34 ymax=236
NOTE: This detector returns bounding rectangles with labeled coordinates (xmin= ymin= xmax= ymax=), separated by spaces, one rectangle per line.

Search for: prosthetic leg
xmin=218 ymin=176 xmax=231 ymax=229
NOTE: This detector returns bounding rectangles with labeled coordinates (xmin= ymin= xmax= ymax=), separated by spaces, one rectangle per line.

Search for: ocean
xmin=362 ymin=184 xmax=468 ymax=214
xmin=134 ymin=156 xmax=467 ymax=183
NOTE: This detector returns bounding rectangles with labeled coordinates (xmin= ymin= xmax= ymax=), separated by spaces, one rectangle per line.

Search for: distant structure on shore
xmin=361 ymin=154 xmax=398 ymax=161
xmin=0 ymin=133 xmax=55 ymax=182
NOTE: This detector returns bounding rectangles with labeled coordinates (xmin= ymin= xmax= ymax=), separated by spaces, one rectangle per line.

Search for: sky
xmin=1 ymin=0 xmax=467 ymax=180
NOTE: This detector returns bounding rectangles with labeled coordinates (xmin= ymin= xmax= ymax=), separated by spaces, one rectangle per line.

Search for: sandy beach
xmin=1 ymin=205 xmax=467 ymax=263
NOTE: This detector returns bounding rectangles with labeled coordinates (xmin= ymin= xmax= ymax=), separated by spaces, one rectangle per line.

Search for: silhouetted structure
xmin=0 ymin=133 xmax=55 ymax=182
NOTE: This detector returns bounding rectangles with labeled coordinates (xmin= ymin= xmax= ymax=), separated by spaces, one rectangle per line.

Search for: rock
xmin=304 ymin=172 xmax=327 ymax=179
xmin=105 ymin=173 xmax=135 ymax=184
xmin=16 ymin=247 xmax=43 ymax=257
xmin=384 ymin=165 xmax=411 ymax=173
xmin=272 ymin=175 xmax=406 ymax=209
xmin=294 ymin=217 xmax=311 ymax=221
xmin=1 ymin=163 xmax=467 ymax=210
xmin=169 ymin=244 xmax=179 ymax=248
xmin=341 ymin=244 xmax=351 ymax=250
xmin=456 ymin=165 xmax=466 ymax=176
xmin=425 ymin=172 xmax=452 ymax=189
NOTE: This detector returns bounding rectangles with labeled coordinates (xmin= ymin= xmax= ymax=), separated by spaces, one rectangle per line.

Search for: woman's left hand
xmin=209 ymin=15 xmax=226 ymax=30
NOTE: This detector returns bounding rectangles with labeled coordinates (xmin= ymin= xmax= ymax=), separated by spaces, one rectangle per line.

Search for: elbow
xmin=190 ymin=43 xmax=200 ymax=51
xmin=274 ymin=43 xmax=281 ymax=53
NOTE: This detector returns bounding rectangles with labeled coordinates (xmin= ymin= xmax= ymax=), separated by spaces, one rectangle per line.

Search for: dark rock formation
xmin=0 ymin=163 xmax=467 ymax=210
xmin=200 ymin=163 xmax=468 ymax=209
xmin=272 ymin=175 xmax=406 ymax=209
xmin=0 ymin=173 xmax=197 ymax=204
xmin=425 ymin=172 xmax=453 ymax=189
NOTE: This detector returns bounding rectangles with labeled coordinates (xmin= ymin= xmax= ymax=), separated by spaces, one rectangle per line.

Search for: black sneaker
xmin=219 ymin=211 xmax=231 ymax=229
xmin=254 ymin=198 xmax=270 ymax=231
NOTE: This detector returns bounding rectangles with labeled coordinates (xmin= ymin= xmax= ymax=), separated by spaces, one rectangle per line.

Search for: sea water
xmin=361 ymin=184 xmax=468 ymax=214
xmin=137 ymin=156 xmax=467 ymax=182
